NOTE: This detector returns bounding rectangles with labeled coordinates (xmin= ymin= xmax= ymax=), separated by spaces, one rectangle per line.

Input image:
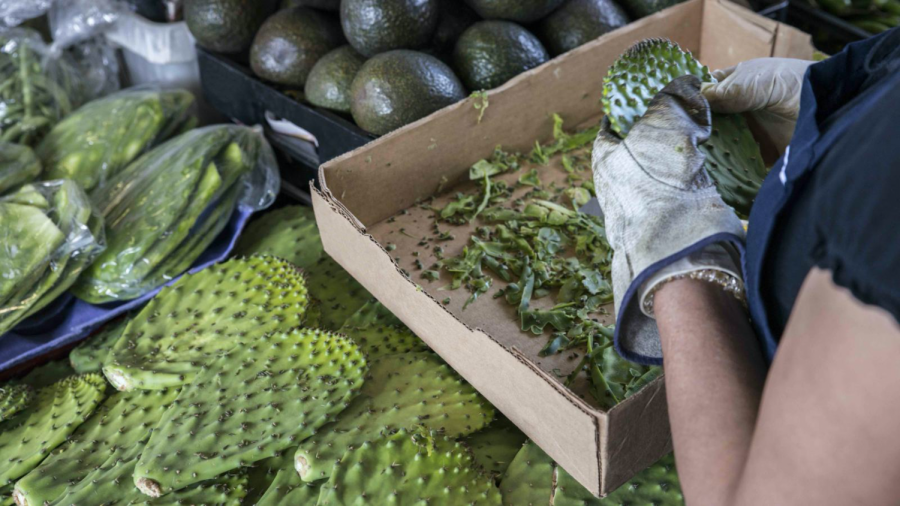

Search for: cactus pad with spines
xmin=339 ymin=299 xmax=405 ymax=330
xmin=256 ymin=461 xmax=322 ymax=506
xmin=49 ymin=444 xmax=249 ymax=506
xmin=343 ymin=324 xmax=430 ymax=359
xmin=0 ymin=385 xmax=32 ymax=423
xmin=14 ymin=388 xmax=180 ymax=506
xmin=19 ymin=360 xmax=74 ymax=389
xmin=601 ymin=38 xmax=768 ymax=217
xmin=69 ymin=317 xmax=129 ymax=373
xmin=133 ymin=328 xmax=367 ymax=497
xmin=103 ymin=255 xmax=310 ymax=391
xmin=304 ymin=255 xmax=371 ymax=330
xmin=465 ymin=416 xmax=528 ymax=480
xmin=499 ymin=441 xmax=555 ymax=505
xmin=318 ymin=429 xmax=502 ymax=505
xmin=294 ymin=351 xmax=494 ymax=482
xmin=0 ymin=374 xmax=106 ymax=487
xmin=232 ymin=205 xmax=325 ymax=270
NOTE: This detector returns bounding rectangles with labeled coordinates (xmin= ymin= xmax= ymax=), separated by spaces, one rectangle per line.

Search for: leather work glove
xmin=592 ymin=75 xmax=745 ymax=364
xmin=701 ymin=58 xmax=813 ymax=154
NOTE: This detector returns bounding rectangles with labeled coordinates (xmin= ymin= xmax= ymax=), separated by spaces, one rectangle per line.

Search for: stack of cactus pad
xmin=37 ymin=87 xmax=197 ymax=192
xmin=0 ymin=206 xmax=684 ymax=504
xmin=602 ymin=38 xmax=769 ymax=218
xmin=0 ymin=180 xmax=105 ymax=335
xmin=72 ymin=124 xmax=271 ymax=304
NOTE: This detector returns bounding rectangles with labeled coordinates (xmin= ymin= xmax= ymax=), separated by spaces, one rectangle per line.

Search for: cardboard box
xmin=313 ymin=0 xmax=813 ymax=496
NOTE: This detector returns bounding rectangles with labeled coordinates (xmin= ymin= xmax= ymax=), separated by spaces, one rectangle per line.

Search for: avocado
xmin=340 ymin=0 xmax=440 ymax=57
xmin=305 ymin=45 xmax=366 ymax=113
xmin=250 ymin=7 xmax=344 ymax=86
xmin=464 ymin=0 xmax=565 ymax=22
xmin=538 ymin=0 xmax=629 ymax=56
xmin=619 ymin=0 xmax=683 ymax=17
xmin=452 ymin=21 xmax=548 ymax=90
xmin=350 ymin=50 xmax=466 ymax=135
xmin=432 ymin=0 xmax=480 ymax=54
xmin=185 ymin=0 xmax=270 ymax=53
xmin=281 ymin=0 xmax=341 ymax=10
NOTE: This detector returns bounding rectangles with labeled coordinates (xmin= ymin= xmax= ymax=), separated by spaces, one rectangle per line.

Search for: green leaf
xmin=521 ymin=309 xmax=575 ymax=335
xmin=518 ymin=168 xmax=542 ymax=187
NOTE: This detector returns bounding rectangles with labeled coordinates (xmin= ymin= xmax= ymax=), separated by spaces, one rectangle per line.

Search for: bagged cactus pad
xmin=602 ymin=38 xmax=768 ymax=217
xmin=103 ymin=255 xmax=311 ymax=391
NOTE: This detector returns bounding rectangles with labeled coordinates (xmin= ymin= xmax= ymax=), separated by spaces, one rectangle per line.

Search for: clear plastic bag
xmin=0 ymin=28 xmax=86 ymax=146
xmin=72 ymin=124 xmax=279 ymax=304
xmin=0 ymin=141 xmax=40 ymax=194
xmin=0 ymin=179 xmax=105 ymax=336
xmin=48 ymin=0 xmax=121 ymax=49
xmin=37 ymin=86 xmax=197 ymax=192
xmin=64 ymin=36 xmax=120 ymax=100
xmin=0 ymin=0 xmax=54 ymax=27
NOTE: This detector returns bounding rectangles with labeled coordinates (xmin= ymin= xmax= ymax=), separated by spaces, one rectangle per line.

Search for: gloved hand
xmin=592 ymin=75 xmax=745 ymax=364
xmin=701 ymin=58 xmax=813 ymax=154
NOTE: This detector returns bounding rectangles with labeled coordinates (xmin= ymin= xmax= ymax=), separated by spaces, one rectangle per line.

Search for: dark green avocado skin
xmin=350 ymin=50 xmax=466 ymax=135
xmin=250 ymin=7 xmax=344 ymax=86
xmin=464 ymin=0 xmax=565 ymax=22
xmin=619 ymin=0 xmax=683 ymax=18
xmin=538 ymin=0 xmax=630 ymax=56
xmin=185 ymin=0 xmax=270 ymax=53
xmin=340 ymin=0 xmax=440 ymax=57
xmin=431 ymin=0 xmax=480 ymax=54
xmin=305 ymin=45 xmax=367 ymax=113
xmin=452 ymin=20 xmax=548 ymax=90
xmin=281 ymin=0 xmax=341 ymax=10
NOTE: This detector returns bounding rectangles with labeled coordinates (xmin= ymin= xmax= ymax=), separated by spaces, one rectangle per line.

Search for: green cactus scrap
xmin=318 ymin=428 xmax=502 ymax=505
xmin=0 ymin=374 xmax=106 ymax=487
xmin=103 ymin=255 xmax=311 ymax=391
xmin=69 ymin=317 xmax=130 ymax=374
xmin=464 ymin=415 xmax=528 ymax=481
xmin=304 ymin=255 xmax=372 ymax=330
xmin=294 ymin=351 xmax=494 ymax=483
xmin=14 ymin=388 xmax=180 ymax=506
xmin=342 ymin=325 xmax=430 ymax=360
xmin=601 ymin=38 xmax=768 ymax=217
xmin=0 ymin=385 xmax=32 ymax=423
xmin=232 ymin=205 xmax=325 ymax=270
xmin=132 ymin=328 xmax=367 ymax=497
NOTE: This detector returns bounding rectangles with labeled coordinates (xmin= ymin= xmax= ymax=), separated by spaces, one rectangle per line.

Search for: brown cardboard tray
xmin=312 ymin=0 xmax=813 ymax=496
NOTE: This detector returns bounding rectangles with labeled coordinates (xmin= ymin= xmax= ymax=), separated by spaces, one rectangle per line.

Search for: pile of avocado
xmin=186 ymin=0 xmax=678 ymax=135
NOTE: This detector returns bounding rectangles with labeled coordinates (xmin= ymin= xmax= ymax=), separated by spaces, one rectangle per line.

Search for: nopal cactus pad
xmin=0 ymin=385 xmax=33 ymax=423
xmin=48 ymin=444 xmax=249 ymax=506
xmin=69 ymin=317 xmax=130 ymax=374
xmin=601 ymin=39 xmax=768 ymax=217
xmin=294 ymin=351 xmax=494 ymax=482
xmin=244 ymin=449 xmax=321 ymax=506
xmin=343 ymin=324 xmax=430 ymax=360
xmin=318 ymin=428 xmax=502 ymax=505
xmin=14 ymin=388 xmax=180 ymax=506
xmin=304 ymin=255 xmax=371 ymax=330
xmin=103 ymin=255 xmax=310 ymax=391
xmin=133 ymin=328 xmax=367 ymax=497
xmin=232 ymin=205 xmax=324 ymax=270
xmin=0 ymin=374 xmax=106 ymax=487
xmin=499 ymin=441 xmax=555 ymax=505
xmin=464 ymin=416 xmax=528 ymax=481
xmin=339 ymin=299 xmax=405 ymax=330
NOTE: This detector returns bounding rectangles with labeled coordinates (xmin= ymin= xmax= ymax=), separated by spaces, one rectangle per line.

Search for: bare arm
xmin=655 ymin=267 xmax=900 ymax=505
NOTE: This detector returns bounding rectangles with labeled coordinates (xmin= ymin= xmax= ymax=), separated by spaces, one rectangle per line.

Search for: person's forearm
xmin=654 ymin=278 xmax=767 ymax=506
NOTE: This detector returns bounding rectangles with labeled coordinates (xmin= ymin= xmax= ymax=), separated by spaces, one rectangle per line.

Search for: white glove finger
xmin=701 ymin=65 xmax=765 ymax=114
xmin=711 ymin=65 xmax=737 ymax=82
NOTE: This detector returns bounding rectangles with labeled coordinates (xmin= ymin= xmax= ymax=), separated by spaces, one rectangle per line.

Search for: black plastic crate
xmin=197 ymin=47 xmax=375 ymax=166
xmin=758 ymin=0 xmax=873 ymax=53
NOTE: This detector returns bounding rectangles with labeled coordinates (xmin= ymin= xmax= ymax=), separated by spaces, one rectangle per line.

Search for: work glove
xmin=592 ymin=75 xmax=745 ymax=365
xmin=701 ymin=58 xmax=813 ymax=154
